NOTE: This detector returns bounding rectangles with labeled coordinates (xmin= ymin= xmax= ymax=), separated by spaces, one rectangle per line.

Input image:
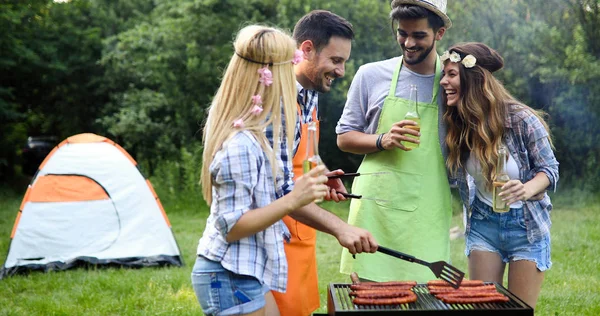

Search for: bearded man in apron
xmin=268 ymin=11 xmax=379 ymax=316
xmin=337 ymin=0 xmax=453 ymax=282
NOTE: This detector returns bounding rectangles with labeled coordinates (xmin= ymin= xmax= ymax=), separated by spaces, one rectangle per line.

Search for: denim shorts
xmin=191 ymin=256 xmax=270 ymax=316
xmin=465 ymin=197 xmax=552 ymax=271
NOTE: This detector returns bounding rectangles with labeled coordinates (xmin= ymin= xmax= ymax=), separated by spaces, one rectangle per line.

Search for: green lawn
xmin=0 ymin=182 xmax=598 ymax=315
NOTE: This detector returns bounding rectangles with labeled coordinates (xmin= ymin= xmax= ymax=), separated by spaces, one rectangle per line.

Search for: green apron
xmin=340 ymin=57 xmax=452 ymax=282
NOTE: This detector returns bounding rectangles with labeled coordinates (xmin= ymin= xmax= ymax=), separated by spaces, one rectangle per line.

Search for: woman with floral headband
xmin=440 ymin=42 xmax=559 ymax=308
xmin=192 ymin=25 xmax=328 ymax=316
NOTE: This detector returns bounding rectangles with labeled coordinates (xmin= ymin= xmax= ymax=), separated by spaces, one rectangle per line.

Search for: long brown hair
xmin=201 ymin=25 xmax=297 ymax=204
xmin=443 ymin=42 xmax=552 ymax=189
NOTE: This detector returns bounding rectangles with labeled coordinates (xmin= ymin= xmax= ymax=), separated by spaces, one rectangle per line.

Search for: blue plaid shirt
xmin=454 ymin=105 xmax=559 ymax=243
xmin=266 ymin=82 xmax=319 ymax=195
xmin=197 ymin=131 xmax=290 ymax=292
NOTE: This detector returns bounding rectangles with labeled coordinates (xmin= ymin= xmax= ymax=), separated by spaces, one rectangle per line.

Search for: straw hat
xmin=391 ymin=0 xmax=452 ymax=29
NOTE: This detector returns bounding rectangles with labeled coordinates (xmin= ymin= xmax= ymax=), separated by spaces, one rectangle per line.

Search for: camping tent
xmin=0 ymin=133 xmax=183 ymax=279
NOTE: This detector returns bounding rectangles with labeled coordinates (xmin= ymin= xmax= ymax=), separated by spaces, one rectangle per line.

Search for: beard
xmin=308 ymin=69 xmax=335 ymax=94
xmin=313 ymin=75 xmax=331 ymax=93
xmin=402 ymin=40 xmax=435 ymax=65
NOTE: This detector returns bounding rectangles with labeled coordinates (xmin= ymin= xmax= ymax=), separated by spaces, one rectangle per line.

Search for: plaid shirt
xmin=454 ymin=105 xmax=559 ymax=243
xmin=266 ymin=82 xmax=319 ymax=195
xmin=197 ymin=131 xmax=290 ymax=292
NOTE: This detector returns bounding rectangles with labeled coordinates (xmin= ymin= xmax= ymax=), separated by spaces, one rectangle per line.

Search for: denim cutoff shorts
xmin=191 ymin=255 xmax=270 ymax=316
xmin=465 ymin=197 xmax=552 ymax=271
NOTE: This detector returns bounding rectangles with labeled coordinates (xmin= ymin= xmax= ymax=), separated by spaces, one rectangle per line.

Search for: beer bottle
xmin=492 ymin=145 xmax=510 ymax=213
xmin=303 ymin=121 xmax=323 ymax=202
xmin=403 ymin=84 xmax=420 ymax=149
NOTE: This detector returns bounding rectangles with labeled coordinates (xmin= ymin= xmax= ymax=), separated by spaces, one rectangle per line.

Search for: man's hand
xmin=335 ymin=224 xmax=378 ymax=255
xmin=324 ymin=169 xmax=348 ymax=202
xmin=381 ymin=120 xmax=420 ymax=151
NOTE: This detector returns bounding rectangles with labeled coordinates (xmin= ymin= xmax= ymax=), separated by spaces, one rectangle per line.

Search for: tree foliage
xmin=1 ymin=0 xmax=599 ymax=191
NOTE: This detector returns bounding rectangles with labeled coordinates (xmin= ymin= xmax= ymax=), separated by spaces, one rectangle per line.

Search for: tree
xmin=98 ymin=0 xmax=281 ymax=173
xmin=3 ymin=0 xmax=599 ymax=192
xmin=1 ymin=0 xmax=56 ymax=179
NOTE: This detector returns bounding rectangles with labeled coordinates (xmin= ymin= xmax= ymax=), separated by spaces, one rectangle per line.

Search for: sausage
xmin=358 ymin=281 xmax=417 ymax=287
xmin=428 ymin=284 xmax=496 ymax=291
xmin=350 ymin=284 xmax=414 ymax=291
xmin=427 ymin=279 xmax=485 ymax=287
xmin=427 ymin=285 xmax=497 ymax=294
xmin=351 ymin=292 xmax=411 ymax=299
xmin=350 ymin=289 xmax=412 ymax=296
xmin=435 ymin=291 xmax=503 ymax=299
xmin=350 ymin=289 xmax=413 ymax=294
xmin=350 ymin=290 xmax=413 ymax=298
xmin=350 ymin=272 xmax=361 ymax=285
xmin=353 ymin=292 xmax=418 ymax=305
xmin=440 ymin=295 xmax=509 ymax=304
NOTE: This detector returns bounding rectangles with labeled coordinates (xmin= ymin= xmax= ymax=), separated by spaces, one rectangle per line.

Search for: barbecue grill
xmin=326 ymin=283 xmax=533 ymax=315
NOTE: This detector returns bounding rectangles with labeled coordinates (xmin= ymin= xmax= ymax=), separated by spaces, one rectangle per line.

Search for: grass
xmin=1 ymin=179 xmax=599 ymax=315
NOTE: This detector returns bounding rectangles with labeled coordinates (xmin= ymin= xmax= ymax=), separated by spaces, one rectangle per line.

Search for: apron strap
xmin=387 ymin=55 xmax=442 ymax=103
xmin=387 ymin=57 xmax=403 ymax=98
xmin=432 ymin=56 xmax=441 ymax=103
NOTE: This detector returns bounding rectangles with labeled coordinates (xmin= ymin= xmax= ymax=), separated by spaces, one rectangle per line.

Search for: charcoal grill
xmin=326 ymin=283 xmax=533 ymax=315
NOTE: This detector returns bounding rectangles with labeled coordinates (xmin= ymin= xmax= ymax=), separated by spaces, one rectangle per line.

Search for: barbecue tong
xmin=327 ymin=171 xmax=390 ymax=179
xmin=328 ymin=171 xmax=390 ymax=202
xmin=339 ymin=192 xmax=388 ymax=203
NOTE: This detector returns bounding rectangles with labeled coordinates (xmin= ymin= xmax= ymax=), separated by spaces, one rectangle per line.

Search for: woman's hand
xmin=289 ymin=165 xmax=329 ymax=210
xmin=499 ymin=180 xmax=531 ymax=206
xmin=499 ymin=173 xmax=551 ymax=206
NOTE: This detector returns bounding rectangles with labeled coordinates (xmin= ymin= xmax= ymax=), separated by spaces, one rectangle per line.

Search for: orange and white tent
xmin=0 ymin=133 xmax=183 ymax=278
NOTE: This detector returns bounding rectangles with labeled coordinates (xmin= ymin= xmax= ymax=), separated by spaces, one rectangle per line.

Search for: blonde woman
xmin=440 ymin=42 xmax=559 ymax=308
xmin=192 ymin=25 xmax=328 ymax=316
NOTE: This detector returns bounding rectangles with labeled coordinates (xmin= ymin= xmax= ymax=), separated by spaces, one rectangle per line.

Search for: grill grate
xmin=327 ymin=283 xmax=533 ymax=315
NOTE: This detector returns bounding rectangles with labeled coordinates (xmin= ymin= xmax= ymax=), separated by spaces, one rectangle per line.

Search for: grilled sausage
xmin=435 ymin=291 xmax=503 ymax=299
xmin=358 ymin=281 xmax=417 ymax=287
xmin=350 ymin=290 xmax=413 ymax=298
xmin=428 ymin=284 xmax=496 ymax=291
xmin=427 ymin=280 xmax=485 ymax=287
xmin=440 ymin=295 xmax=509 ymax=304
xmin=353 ymin=292 xmax=417 ymax=305
xmin=428 ymin=284 xmax=497 ymax=294
xmin=350 ymin=284 xmax=414 ymax=291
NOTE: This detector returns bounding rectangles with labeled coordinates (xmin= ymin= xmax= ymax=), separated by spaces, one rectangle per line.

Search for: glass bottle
xmin=492 ymin=145 xmax=510 ymax=213
xmin=303 ymin=121 xmax=323 ymax=202
xmin=403 ymin=84 xmax=420 ymax=149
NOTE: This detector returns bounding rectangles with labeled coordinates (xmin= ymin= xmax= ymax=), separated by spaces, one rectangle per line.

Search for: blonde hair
xmin=201 ymin=25 xmax=297 ymax=204
xmin=443 ymin=42 xmax=553 ymax=190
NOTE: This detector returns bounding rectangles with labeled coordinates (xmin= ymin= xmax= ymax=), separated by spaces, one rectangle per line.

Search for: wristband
xmin=376 ymin=133 xmax=385 ymax=151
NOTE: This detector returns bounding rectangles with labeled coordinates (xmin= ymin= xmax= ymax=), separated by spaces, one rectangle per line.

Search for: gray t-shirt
xmin=336 ymin=56 xmax=447 ymax=159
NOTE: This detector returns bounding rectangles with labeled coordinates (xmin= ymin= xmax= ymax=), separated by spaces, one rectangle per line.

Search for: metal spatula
xmin=377 ymin=245 xmax=465 ymax=289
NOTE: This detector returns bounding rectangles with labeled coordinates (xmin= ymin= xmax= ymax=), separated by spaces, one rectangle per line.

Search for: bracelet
xmin=376 ymin=133 xmax=385 ymax=151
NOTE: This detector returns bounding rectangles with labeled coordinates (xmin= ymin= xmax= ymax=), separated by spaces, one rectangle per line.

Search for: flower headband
xmin=232 ymin=49 xmax=304 ymax=128
xmin=235 ymin=49 xmax=303 ymax=67
xmin=440 ymin=50 xmax=477 ymax=68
